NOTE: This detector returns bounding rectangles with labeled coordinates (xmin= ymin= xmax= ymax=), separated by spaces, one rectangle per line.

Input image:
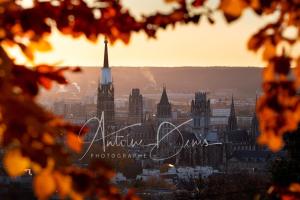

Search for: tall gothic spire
xmin=228 ymin=95 xmax=238 ymax=131
xmin=159 ymin=86 xmax=170 ymax=105
xmin=230 ymin=95 xmax=236 ymax=116
xmin=157 ymin=86 xmax=171 ymax=118
xmin=103 ymin=37 xmax=109 ymax=68
xmin=100 ymin=38 xmax=112 ymax=84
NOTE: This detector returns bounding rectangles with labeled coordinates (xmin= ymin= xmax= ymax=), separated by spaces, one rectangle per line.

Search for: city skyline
xmin=0 ymin=1 xmax=297 ymax=199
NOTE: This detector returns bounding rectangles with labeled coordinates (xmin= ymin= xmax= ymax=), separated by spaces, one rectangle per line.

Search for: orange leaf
xmin=39 ymin=77 xmax=52 ymax=89
xmin=263 ymin=64 xmax=275 ymax=81
xmin=282 ymin=195 xmax=297 ymax=200
xmin=220 ymin=0 xmax=247 ymax=18
xmin=248 ymin=35 xmax=263 ymax=51
xmin=263 ymin=40 xmax=276 ymax=61
xmin=29 ymin=39 xmax=52 ymax=52
xmin=0 ymin=28 xmax=6 ymax=39
xmin=33 ymin=170 xmax=56 ymax=200
xmin=70 ymin=191 xmax=84 ymax=200
xmin=293 ymin=58 xmax=300 ymax=87
xmin=66 ymin=132 xmax=82 ymax=153
xmin=36 ymin=65 xmax=54 ymax=73
xmin=289 ymin=183 xmax=300 ymax=192
xmin=31 ymin=162 xmax=42 ymax=174
xmin=42 ymin=133 xmax=55 ymax=145
xmin=3 ymin=148 xmax=30 ymax=177
xmin=53 ymin=172 xmax=72 ymax=197
xmin=261 ymin=134 xmax=284 ymax=152
xmin=23 ymin=46 xmax=34 ymax=61
xmin=0 ymin=123 xmax=6 ymax=144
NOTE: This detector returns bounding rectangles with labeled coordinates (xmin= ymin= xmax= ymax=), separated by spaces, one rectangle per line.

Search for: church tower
xmin=227 ymin=95 xmax=238 ymax=131
xmin=97 ymin=38 xmax=115 ymax=128
xmin=156 ymin=86 xmax=173 ymax=146
xmin=128 ymin=88 xmax=143 ymax=124
xmin=157 ymin=86 xmax=171 ymax=119
xmin=191 ymin=92 xmax=211 ymax=137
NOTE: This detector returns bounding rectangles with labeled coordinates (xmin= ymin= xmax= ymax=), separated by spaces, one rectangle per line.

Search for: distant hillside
xmin=64 ymin=67 xmax=263 ymax=97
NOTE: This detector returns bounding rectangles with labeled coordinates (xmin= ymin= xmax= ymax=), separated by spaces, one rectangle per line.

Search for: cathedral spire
xmin=159 ymin=86 xmax=170 ymax=105
xmin=230 ymin=95 xmax=235 ymax=116
xmin=100 ymin=38 xmax=112 ymax=84
xmin=103 ymin=37 xmax=109 ymax=68
xmin=228 ymin=95 xmax=238 ymax=131
xmin=157 ymin=86 xmax=171 ymax=118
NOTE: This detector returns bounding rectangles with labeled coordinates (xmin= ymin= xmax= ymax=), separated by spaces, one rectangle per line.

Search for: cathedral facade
xmin=176 ymin=92 xmax=223 ymax=168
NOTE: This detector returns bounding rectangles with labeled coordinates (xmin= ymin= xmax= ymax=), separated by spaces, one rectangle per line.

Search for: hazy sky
xmin=7 ymin=0 xmax=282 ymax=67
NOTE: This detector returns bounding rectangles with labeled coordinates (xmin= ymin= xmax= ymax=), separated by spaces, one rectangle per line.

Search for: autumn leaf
xmin=31 ymin=162 xmax=42 ymax=174
xmin=0 ymin=28 xmax=6 ymax=39
xmin=220 ymin=0 xmax=247 ymax=22
xmin=0 ymin=0 xmax=10 ymax=4
xmin=42 ymin=133 xmax=55 ymax=145
xmin=71 ymin=67 xmax=82 ymax=73
xmin=263 ymin=64 xmax=275 ymax=81
xmin=272 ymin=54 xmax=291 ymax=75
xmin=207 ymin=15 xmax=215 ymax=24
xmin=34 ymin=170 xmax=56 ymax=200
xmin=3 ymin=148 xmax=30 ymax=177
xmin=282 ymin=195 xmax=298 ymax=200
xmin=28 ymin=39 xmax=52 ymax=52
xmin=19 ymin=43 xmax=34 ymax=61
xmin=259 ymin=133 xmax=283 ymax=152
xmin=289 ymin=183 xmax=300 ymax=193
xmin=192 ymin=0 xmax=204 ymax=7
xmin=262 ymin=39 xmax=276 ymax=61
xmin=53 ymin=171 xmax=72 ymax=197
xmin=294 ymin=57 xmax=300 ymax=87
xmin=70 ymin=191 xmax=84 ymax=200
xmin=66 ymin=132 xmax=82 ymax=153
xmin=0 ymin=123 xmax=6 ymax=144
xmin=250 ymin=0 xmax=260 ymax=10
xmin=38 ymin=77 xmax=52 ymax=89
xmin=248 ymin=35 xmax=264 ymax=51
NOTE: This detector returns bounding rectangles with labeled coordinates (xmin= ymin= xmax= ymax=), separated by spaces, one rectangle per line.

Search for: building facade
xmin=191 ymin=92 xmax=211 ymax=138
xmin=128 ymin=88 xmax=143 ymax=124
